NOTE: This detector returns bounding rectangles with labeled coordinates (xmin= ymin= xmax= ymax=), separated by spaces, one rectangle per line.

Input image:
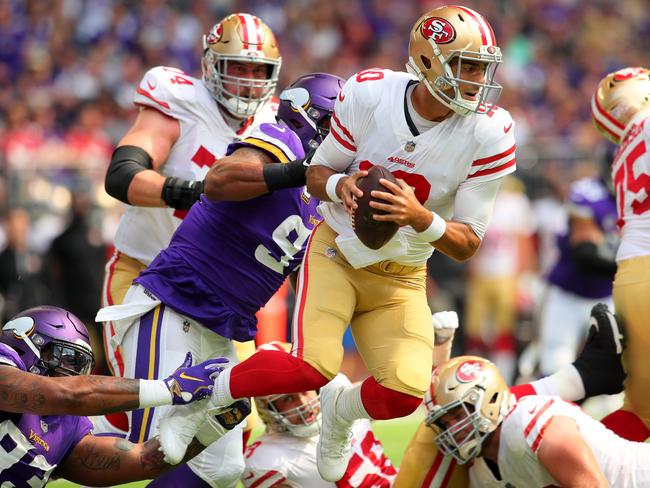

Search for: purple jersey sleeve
xmin=226 ymin=123 xmax=305 ymax=163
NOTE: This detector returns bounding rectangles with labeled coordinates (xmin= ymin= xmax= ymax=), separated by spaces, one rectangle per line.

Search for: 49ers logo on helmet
xmin=206 ymin=23 xmax=223 ymax=44
xmin=613 ymin=67 xmax=644 ymax=82
xmin=421 ymin=17 xmax=456 ymax=44
xmin=456 ymin=360 xmax=484 ymax=383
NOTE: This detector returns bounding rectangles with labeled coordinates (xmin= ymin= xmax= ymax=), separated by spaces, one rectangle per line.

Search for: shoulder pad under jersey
xmin=134 ymin=66 xmax=209 ymax=121
xmin=227 ymin=123 xmax=305 ymax=162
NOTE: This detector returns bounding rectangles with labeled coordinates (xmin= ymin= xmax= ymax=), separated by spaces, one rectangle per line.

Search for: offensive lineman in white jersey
xmin=242 ymin=343 xmax=397 ymax=488
xmin=590 ymin=66 xmax=650 ymax=442
xmin=98 ymin=13 xmax=281 ymax=487
xmin=426 ymin=356 xmax=650 ymax=487
xmin=205 ymin=5 xmax=517 ymax=483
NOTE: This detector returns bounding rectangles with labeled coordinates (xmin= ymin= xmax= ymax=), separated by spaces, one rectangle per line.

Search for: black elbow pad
xmin=105 ymin=145 xmax=154 ymax=204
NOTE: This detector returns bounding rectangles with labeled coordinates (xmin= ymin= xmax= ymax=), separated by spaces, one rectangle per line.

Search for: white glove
xmin=432 ymin=310 xmax=459 ymax=345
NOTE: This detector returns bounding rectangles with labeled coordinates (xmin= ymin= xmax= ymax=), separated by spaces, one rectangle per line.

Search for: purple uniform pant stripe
xmin=129 ymin=303 xmax=165 ymax=443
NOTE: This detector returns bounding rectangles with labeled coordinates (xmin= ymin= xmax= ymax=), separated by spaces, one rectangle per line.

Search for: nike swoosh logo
xmin=503 ymin=123 xmax=513 ymax=133
xmin=338 ymin=92 xmax=345 ymax=102
xmin=147 ymin=81 xmax=156 ymax=91
xmin=528 ymin=406 xmax=536 ymax=414
xmin=271 ymin=124 xmax=286 ymax=133
xmin=179 ymin=372 xmax=204 ymax=382
xmin=243 ymin=473 xmax=255 ymax=480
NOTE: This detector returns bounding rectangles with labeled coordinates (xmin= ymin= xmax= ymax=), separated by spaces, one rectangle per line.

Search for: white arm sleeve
xmin=453 ymin=177 xmax=503 ymax=240
xmin=310 ymin=133 xmax=355 ymax=172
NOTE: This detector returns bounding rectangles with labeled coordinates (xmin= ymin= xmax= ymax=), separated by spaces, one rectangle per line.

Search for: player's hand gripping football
xmin=369 ymin=177 xmax=432 ymax=230
xmin=163 ymin=353 xmax=230 ymax=405
xmin=339 ymin=170 xmax=368 ymax=214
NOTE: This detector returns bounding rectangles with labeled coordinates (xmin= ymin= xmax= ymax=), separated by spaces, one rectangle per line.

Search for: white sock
xmin=531 ymin=364 xmax=586 ymax=402
xmin=211 ymin=367 xmax=235 ymax=407
xmin=335 ymin=383 xmax=371 ymax=423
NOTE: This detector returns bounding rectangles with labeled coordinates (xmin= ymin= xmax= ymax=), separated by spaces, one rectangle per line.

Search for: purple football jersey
xmin=547 ymin=178 xmax=618 ymax=298
xmin=135 ymin=123 xmax=320 ymax=341
xmin=0 ymin=343 xmax=93 ymax=486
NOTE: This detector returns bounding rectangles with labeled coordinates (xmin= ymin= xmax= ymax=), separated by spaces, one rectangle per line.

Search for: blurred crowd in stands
xmin=0 ymin=0 xmax=648 ymax=379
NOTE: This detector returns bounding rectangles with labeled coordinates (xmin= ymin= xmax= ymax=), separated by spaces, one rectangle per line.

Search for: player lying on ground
xmin=242 ymin=341 xmax=397 ymax=488
xmin=395 ymin=303 xmax=630 ymax=487
xmin=0 ymin=305 xmax=241 ymax=486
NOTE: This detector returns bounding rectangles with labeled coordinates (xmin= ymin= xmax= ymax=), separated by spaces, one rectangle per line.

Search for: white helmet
xmin=406 ymin=5 xmax=503 ymax=116
xmin=202 ymin=13 xmax=281 ymax=119
xmin=424 ymin=356 xmax=513 ymax=464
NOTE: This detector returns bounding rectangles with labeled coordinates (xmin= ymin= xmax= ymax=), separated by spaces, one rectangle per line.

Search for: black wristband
xmin=161 ymin=177 xmax=204 ymax=210
xmin=262 ymin=159 xmax=307 ymax=191
xmin=105 ymin=145 xmax=153 ymax=204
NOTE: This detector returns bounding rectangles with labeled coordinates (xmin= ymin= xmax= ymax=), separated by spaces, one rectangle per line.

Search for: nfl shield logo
xmin=40 ymin=420 xmax=48 ymax=433
xmin=404 ymin=141 xmax=416 ymax=152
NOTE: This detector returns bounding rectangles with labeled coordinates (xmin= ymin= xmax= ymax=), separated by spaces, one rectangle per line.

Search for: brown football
xmin=352 ymin=166 xmax=399 ymax=250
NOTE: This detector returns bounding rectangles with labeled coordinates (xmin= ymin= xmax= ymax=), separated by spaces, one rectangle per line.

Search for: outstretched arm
xmin=0 ymin=353 xmax=226 ymax=416
xmin=55 ymin=435 xmax=204 ymax=485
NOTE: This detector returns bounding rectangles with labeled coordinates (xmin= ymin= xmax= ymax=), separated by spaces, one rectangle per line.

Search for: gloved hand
xmin=163 ymin=353 xmax=229 ymax=405
xmin=432 ymin=310 xmax=459 ymax=346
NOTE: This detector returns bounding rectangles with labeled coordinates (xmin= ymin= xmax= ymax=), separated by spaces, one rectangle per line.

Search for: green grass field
xmin=48 ymin=409 xmax=424 ymax=487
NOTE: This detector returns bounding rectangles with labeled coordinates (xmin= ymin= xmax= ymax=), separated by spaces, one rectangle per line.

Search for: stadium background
xmin=0 ymin=0 xmax=647 ymax=486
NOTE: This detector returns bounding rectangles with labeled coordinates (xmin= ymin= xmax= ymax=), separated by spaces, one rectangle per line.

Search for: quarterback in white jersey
xmin=591 ymin=66 xmax=650 ymax=441
xmin=205 ymin=6 xmax=516 ymax=483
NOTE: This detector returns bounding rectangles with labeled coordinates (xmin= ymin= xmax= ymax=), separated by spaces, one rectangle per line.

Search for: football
xmin=352 ymin=166 xmax=399 ymax=250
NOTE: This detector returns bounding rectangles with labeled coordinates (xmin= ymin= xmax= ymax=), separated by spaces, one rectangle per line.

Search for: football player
xmin=242 ymin=342 xmax=397 ymax=488
xmin=98 ymin=13 xmax=281 ymax=486
xmin=591 ymin=66 xmax=650 ymax=441
xmin=0 ymin=305 xmax=237 ymax=486
xmin=537 ymin=175 xmax=617 ymax=377
xmin=394 ymin=303 xmax=627 ymax=487
xmin=96 ymin=73 xmax=345 ymax=486
xmin=422 ymin=354 xmax=649 ymax=488
xmin=205 ymin=5 xmax=517 ymax=482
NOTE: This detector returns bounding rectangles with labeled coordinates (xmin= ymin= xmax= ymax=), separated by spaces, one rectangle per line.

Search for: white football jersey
xmin=611 ymin=111 xmax=650 ymax=261
xmin=242 ymin=420 xmax=396 ymax=487
xmin=113 ymin=66 xmax=277 ymax=265
xmin=314 ymin=69 xmax=516 ymax=265
xmin=495 ymin=395 xmax=650 ymax=487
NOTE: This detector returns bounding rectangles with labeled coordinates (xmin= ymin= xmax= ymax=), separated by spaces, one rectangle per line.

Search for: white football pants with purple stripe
xmin=94 ymin=284 xmax=244 ymax=487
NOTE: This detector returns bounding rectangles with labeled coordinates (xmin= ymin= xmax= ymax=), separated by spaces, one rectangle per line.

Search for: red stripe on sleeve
xmin=524 ymin=399 xmax=554 ymax=437
xmin=332 ymin=112 xmax=355 ymax=144
xmin=472 ymin=144 xmax=516 ymax=166
xmin=331 ymin=127 xmax=357 ymax=151
xmin=135 ymin=88 xmax=170 ymax=109
xmin=531 ymin=417 xmax=553 ymax=452
xmin=468 ymin=157 xmax=516 ymax=178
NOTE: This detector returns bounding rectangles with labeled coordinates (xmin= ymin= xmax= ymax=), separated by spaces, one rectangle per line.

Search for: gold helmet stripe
xmin=237 ymin=13 xmax=261 ymax=51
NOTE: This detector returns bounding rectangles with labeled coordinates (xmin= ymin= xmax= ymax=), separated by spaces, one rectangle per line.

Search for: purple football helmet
xmin=1 ymin=306 xmax=95 ymax=376
xmin=277 ymin=72 xmax=345 ymax=154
